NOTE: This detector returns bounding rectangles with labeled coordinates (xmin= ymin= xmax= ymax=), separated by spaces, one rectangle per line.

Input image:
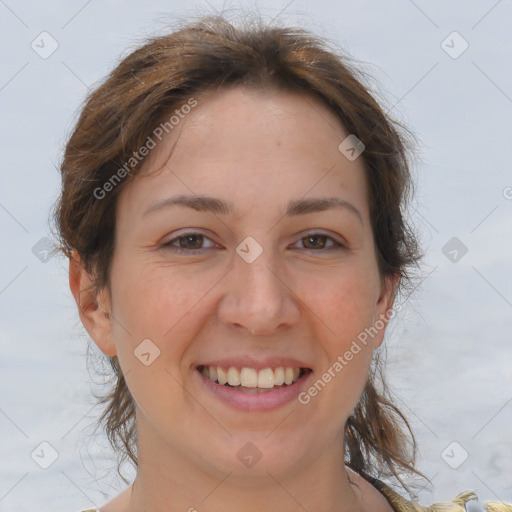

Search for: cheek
xmin=108 ymin=257 xmax=224 ymax=375
xmin=107 ymin=260 xmax=201 ymax=423
xmin=300 ymin=261 xmax=379 ymax=408
xmin=110 ymin=258 xmax=195 ymax=335
xmin=307 ymin=261 xmax=380 ymax=340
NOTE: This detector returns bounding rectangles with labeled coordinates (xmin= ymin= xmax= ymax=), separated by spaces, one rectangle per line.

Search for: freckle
xmin=276 ymin=140 xmax=282 ymax=147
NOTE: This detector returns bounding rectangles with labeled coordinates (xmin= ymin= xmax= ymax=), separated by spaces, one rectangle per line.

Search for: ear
xmin=69 ymin=251 xmax=116 ymax=357
xmin=372 ymin=273 xmax=399 ymax=349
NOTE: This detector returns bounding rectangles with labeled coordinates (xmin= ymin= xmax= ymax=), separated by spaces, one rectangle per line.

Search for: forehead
xmin=119 ymin=86 xmax=369 ymax=221
xmin=164 ymin=87 xmax=348 ymax=166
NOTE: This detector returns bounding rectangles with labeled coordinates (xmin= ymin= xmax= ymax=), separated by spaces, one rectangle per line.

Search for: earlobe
xmin=379 ymin=273 xmax=398 ymax=311
xmin=69 ymin=251 xmax=117 ymax=357
xmin=373 ymin=274 xmax=399 ymax=349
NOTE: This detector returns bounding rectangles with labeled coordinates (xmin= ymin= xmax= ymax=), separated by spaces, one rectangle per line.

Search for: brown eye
xmin=302 ymin=234 xmax=328 ymax=249
xmin=177 ymin=234 xmax=204 ymax=249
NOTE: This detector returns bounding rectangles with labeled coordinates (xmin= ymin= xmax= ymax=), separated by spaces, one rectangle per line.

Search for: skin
xmin=70 ymin=87 xmax=396 ymax=512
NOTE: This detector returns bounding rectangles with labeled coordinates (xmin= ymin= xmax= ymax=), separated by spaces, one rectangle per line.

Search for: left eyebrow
xmin=142 ymin=195 xmax=363 ymax=224
xmin=286 ymin=197 xmax=363 ymax=223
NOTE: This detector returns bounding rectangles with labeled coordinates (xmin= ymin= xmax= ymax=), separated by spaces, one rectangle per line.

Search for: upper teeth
xmin=200 ymin=366 xmax=303 ymax=388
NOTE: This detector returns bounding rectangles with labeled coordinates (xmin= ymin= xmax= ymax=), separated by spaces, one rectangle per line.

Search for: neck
xmin=117 ymin=427 xmax=365 ymax=512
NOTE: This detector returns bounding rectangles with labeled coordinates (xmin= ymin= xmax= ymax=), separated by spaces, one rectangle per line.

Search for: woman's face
xmin=84 ymin=87 xmax=395 ymax=481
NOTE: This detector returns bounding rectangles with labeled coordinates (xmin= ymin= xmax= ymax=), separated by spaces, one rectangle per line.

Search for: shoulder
xmin=346 ymin=467 xmax=395 ymax=511
xmin=368 ymin=477 xmax=512 ymax=512
xmin=346 ymin=468 xmax=512 ymax=512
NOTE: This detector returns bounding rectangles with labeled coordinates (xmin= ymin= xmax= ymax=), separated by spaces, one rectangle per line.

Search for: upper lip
xmin=197 ymin=357 xmax=312 ymax=370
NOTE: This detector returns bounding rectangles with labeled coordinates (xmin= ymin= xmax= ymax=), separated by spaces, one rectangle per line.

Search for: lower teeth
xmin=227 ymin=385 xmax=279 ymax=393
xmin=223 ymin=383 xmax=290 ymax=392
xmin=233 ymin=386 xmax=274 ymax=394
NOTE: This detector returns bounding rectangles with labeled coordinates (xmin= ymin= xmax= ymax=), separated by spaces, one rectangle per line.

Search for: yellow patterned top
xmin=373 ymin=479 xmax=512 ymax=512
xmin=81 ymin=482 xmax=512 ymax=512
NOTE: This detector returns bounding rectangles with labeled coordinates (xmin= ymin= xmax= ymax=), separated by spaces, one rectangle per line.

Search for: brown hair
xmin=53 ymin=15 xmax=423 ymax=491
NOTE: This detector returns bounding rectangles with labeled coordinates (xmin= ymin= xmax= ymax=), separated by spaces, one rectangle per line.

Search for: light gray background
xmin=1 ymin=1 xmax=511 ymax=510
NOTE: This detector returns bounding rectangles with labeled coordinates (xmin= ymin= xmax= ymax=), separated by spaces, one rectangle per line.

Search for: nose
xmin=217 ymin=245 xmax=301 ymax=336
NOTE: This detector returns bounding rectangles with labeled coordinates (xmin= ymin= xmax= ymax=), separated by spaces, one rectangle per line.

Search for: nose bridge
xmin=236 ymin=233 xmax=279 ymax=282
xmin=217 ymin=236 xmax=300 ymax=335
xmin=241 ymin=252 xmax=281 ymax=310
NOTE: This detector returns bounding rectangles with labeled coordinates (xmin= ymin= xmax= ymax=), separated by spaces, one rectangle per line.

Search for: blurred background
xmin=0 ymin=1 xmax=511 ymax=510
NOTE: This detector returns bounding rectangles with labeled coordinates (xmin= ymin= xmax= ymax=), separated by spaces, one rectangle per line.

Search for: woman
xmin=53 ymin=15 xmax=512 ymax=512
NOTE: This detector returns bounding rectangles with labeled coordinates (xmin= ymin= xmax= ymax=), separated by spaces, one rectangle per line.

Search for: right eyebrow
xmin=143 ymin=195 xmax=233 ymax=217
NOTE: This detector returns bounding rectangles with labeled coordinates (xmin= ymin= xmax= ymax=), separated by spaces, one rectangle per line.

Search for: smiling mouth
xmin=197 ymin=365 xmax=312 ymax=393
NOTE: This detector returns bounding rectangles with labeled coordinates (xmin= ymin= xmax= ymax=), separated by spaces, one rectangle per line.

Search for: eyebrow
xmin=142 ymin=195 xmax=363 ymax=223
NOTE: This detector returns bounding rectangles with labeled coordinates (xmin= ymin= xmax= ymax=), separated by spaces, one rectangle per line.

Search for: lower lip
xmin=196 ymin=369 xmax=312 ymax=412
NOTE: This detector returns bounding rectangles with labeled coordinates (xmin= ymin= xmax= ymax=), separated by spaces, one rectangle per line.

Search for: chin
xmin=199 ymin=432 xmax=310 ymax=484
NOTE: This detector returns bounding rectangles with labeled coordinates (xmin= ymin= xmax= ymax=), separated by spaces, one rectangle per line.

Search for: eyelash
xmin=160 ymin=232 xmax=346 ymax=254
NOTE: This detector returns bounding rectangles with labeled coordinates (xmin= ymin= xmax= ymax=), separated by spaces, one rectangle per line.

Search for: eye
xmin=161 ymin=232 xmax=218 ymax=253
xmin=293 ymin=233 xmax=345 ymax=251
